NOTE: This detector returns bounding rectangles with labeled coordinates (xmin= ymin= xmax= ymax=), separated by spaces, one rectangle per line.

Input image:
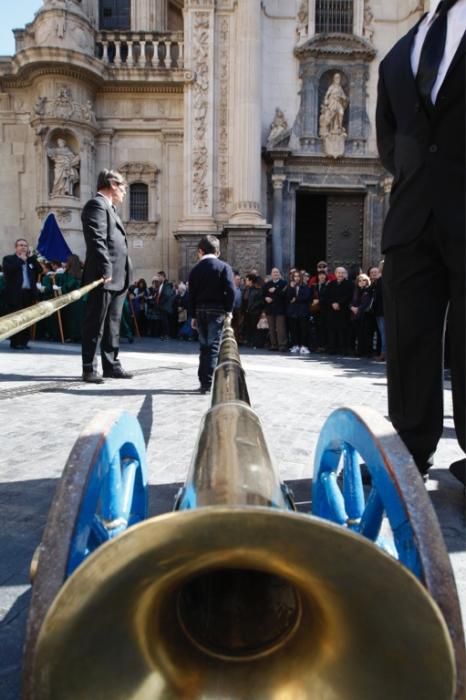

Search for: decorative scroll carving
xmin=33 ymin=88 xmax=97 ymax=125
xmin=218 ymin=16 xmax=229 ymax=212
xmin=55 ymin=208 xmax=72 ymax=224
xmin=191 ymin=12 xmax=210 ymax=211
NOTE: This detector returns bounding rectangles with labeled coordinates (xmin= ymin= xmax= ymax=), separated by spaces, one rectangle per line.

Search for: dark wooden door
xmin=326 ymin=194 xmax=364 ymax=270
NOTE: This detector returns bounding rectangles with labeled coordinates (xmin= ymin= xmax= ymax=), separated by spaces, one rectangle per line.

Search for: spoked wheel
xmin=23 ymin=410 xmax=148 ymax=699
xmin=312 ymin=406 xmax=465 ymax=698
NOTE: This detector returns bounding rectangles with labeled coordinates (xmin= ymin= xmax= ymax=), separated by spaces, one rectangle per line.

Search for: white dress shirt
xmin=411 ymin=0 xmax=466 ymax=103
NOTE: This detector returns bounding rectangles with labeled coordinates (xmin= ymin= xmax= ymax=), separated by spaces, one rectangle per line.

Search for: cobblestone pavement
xmin=0 ymin=337 xmax=464 ymax=698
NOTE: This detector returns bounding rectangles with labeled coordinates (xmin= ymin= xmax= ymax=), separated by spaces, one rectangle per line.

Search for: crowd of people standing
xmin=0 ymin=249 xmax=385 ymax=361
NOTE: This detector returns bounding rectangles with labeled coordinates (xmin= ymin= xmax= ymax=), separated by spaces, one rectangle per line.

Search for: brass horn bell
xmin=32 ymin=507 xmax=454 ymax=699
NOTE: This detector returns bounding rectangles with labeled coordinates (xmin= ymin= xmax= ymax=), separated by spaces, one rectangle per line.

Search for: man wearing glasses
xmin=81 ymin=169 xmax=133 ymax=383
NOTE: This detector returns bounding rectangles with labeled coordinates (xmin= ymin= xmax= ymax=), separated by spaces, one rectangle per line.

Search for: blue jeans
xmin=196 ymin=307 xmax=225 ymax=388
xmin=376 ymin=316 xmax=386 ymax=354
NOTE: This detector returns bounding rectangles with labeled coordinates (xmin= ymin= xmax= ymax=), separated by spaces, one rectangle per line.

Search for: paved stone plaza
xmin=0 ymin=337 xmax=464 ymax=698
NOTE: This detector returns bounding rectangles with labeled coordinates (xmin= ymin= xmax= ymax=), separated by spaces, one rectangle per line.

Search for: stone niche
xmin=294 ymin=33 xmax=376 ymax=157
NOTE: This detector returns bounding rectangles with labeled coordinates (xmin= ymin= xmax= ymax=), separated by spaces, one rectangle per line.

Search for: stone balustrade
xmin=95 ymin=32 xmax=184 ymax=70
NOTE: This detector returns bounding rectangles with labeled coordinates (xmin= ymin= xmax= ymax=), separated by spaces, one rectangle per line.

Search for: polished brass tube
xmin=0 ymin=278 xmax=103 ymax=342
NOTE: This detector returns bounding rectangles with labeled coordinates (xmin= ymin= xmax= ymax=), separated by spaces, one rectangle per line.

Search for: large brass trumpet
xmin=0 ymin=278 xmax=103 ymax=342
xmin=29 ymin=320 xmax=456 ymax=699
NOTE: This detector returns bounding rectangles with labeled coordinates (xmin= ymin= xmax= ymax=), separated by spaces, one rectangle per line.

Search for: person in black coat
xmin=286 ymin=270 xmax=311 ymax=353
xmin=2 ymin=239 xmax=41 ymax=349
xmin=188 ymin=235 xmax=235 ymax=393
xmin=376 ymin=0 xmax=465 ymax=483
xmin=262 ymin=268 xmax=288 ymax=351
xmin=81 ymin=169 xmax=133 ymax=383
xmin=324 ymin=267 xmax=353 ymax=355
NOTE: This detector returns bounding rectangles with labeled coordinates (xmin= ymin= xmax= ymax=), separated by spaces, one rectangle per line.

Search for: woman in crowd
xmin=263 ymin=267 xmax=287 ymax=352
xmin=61 ymin=254 xmax=84 ymax=342
xmin=242 ymin=274 xmax=264 ymax=346
xmin=130 ymin=278 xmax=149 ymax=337
xmin=349 ymin=273 xmax=374 ymax=357
xmin=286 ymin=270 xmax=311 ymax=354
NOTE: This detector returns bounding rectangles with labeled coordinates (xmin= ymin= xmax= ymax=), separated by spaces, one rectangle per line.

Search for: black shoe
xmin=449 ymin=458 xmax=466 ymax=486
xmin=103 ymin=368 xmax=134 ymax=379
xmin=82 ymin=371 xmax=104 ymax=384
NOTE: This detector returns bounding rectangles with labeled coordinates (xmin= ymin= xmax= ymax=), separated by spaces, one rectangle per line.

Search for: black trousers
xmin=8 ymin=289 xmax=36 ymax=348
xmin=383 ymin=216 xmax=465 ymax=472
xmin=81 ymin=286 xmax=127 ymax=373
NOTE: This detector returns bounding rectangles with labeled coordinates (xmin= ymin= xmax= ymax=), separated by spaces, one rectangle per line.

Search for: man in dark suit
xmin=376 ymin=0 xmax=465 ymax=484
xmin=188 ymin=235 xmax=235 ymax=393
xmin=2 ymin=239 xmax=41 ymax=349
xmin=81 ymin=169 xmax=133 ymax=383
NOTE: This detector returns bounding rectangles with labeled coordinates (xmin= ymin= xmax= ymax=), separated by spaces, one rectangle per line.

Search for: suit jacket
xmin=376 ymin=17 xmax=465 ymax=251
xmin=81 ymin=194 xmax=131 ymax=291
xmin=2 ymin=254 xmax=41 ymax=306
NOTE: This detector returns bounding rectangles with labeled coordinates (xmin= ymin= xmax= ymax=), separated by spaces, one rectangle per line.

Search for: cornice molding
xmin=295 ymin=33 xmax=377 ymax=62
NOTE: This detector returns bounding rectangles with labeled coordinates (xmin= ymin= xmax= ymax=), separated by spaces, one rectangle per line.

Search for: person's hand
xmin=191 ymin=318 xmax=198 ymax=330
xmin=265 ymin=297 xmax=272 ymax=304
xmin=268 ymin=287 xmax=275 ymax=294
xmin=350 ymin=306 xmax=358 ymax=314
xmin=290 ymin=298 xmax=296 ymax=303
xmin=36 ymin=282 xmax=45 ymax=292
xmin=225 ymin=311 xmax=233 ymax=321
xmin=312 ymin=299 xmax=319 ymax=305
xmin=102 ymin=276 xmax=112 ymax=284
xmin=332 ymin=302 xmax=340 ymax=311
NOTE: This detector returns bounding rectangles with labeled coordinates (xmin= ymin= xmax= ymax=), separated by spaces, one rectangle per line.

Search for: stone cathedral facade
xmin=0 ymin=0 xmax=429 ymax=281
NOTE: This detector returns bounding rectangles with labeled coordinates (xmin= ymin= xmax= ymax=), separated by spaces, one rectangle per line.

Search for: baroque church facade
xmin=0 ymin=0 xmax=429 ymax=281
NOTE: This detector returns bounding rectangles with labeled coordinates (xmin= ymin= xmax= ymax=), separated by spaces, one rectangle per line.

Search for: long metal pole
xmin=0 ymin=279 xmax=104 ymax=342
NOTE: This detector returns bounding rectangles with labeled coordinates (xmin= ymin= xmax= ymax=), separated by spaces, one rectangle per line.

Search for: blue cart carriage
xmin=23 ymin=319 xmax=465 ymax=699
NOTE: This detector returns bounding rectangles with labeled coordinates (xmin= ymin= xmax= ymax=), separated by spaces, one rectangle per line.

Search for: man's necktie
xmin=415 ymin=0 xmax=458 ymax=113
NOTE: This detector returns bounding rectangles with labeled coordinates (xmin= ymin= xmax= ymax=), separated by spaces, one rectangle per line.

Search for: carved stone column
xmin=228 ymin=0 xmax=264 ymax=225
xmin=95 ymin=129 xmax=114 ymax=176
xmin=177 ymin=0 xmax=216 ymax=234
xmin=271 ymin=174 xmax=286 ymax=271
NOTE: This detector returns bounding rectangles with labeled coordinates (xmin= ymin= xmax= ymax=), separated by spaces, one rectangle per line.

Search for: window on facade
xmin=130 ymin=183 xmax=149 ymax=221
xmin=316 ymin=0 xmax=353 ymax=34
xmin=99 ymin=0 xmax=130 ymax=30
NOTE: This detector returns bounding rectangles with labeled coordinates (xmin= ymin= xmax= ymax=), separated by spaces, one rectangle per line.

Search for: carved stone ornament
xmin=34 ymin=88 xmax=97 ymax=126
xmin=267 ymin=108 xmax=289 ymax=146
xmin=218 ymin=16 xmax=230 ymax=212
xmin=191 ymin=12 xmax=211 ymax=211
xmin=119 ymin=162 xmax=159 ymax=180
xmin=54 ymin=208 xmax=73 ymax=224
xmin=295 ymin=33 xmax=376 ymax=62
xmin=319 ymin=73 xmax=348 ymax=158
xmin=296 ymin=0 xmax=308 ymax=42
xmin=48 ymin=138 xmax=80 ymax=197
xmin=363 ymin=0 xmax=375 ymax=43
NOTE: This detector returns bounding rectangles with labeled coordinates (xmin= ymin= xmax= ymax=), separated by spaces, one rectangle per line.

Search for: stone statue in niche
xmin=319 ymin=73 xmax=349 ymax=158
xmin=47 ymin=138 xmax=80 ymax=197
xmin=267 ymin=108 xmax=289 ymax=146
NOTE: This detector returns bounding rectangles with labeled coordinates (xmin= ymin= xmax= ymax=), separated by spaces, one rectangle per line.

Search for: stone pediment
xmin=295 ymin=33 xmax=376 ymax=62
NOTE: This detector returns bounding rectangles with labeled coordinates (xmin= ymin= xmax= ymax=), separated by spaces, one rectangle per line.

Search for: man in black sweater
xmin=188 ymin=235 xmax=235 ymax=393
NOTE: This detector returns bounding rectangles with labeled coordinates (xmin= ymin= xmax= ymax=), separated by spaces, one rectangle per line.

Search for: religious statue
xmin=296 ymin=0 xmax=308 ymax=42
xmin=34 ymin=96 xmax=47 ymax=116
xmin=267 ymin=108 xmax=288 ymax=146
xmin=47 ymin=138 xmax=80 ymax=197
xmin=320 ymin=73 xmax=348 ymax=136
xmin=319 ymin=73 xmax=349 ymax=158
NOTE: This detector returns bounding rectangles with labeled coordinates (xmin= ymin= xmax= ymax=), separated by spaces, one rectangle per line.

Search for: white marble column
xmin=229 ymin=0 xmax=265 ymax=224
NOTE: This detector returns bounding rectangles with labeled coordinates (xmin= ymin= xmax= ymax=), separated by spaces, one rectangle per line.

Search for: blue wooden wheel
xmin=24 ymin=410 xmax=148 ymax=685
xmin=311 ymin=406 xmax=465 ymax=692
xmin=66 ymin=410 xmax=148 ymax=575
